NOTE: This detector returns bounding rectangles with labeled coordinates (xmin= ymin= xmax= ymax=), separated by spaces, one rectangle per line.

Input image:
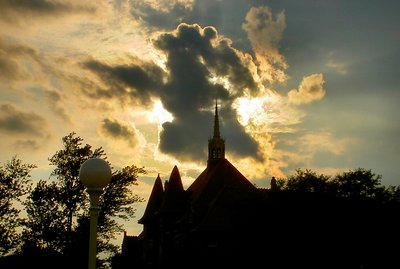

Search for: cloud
xmin=0 ymin=39 xmax=42 ymax=82
xmin=275 ymin=130 xmax=354 ymax=178
xmin=44 ymin=89 xmax=70 ymax=122
xmin=0 ymin=0 xmax=96 ymax=23
xmin=288 ymin=73 xmax=325 ymax=105
xmin=15 ymin=139 xmax=40 ymax=150
xmin=100 ymin=118 xmax=139 ymax=148
xmin=85 ymin=23 xmax=260 ymax=162
xmin=154 ymin=23 xmax=258 ymax=97
xmin=0 ymin=104 xmax=47 ymax=136
xmin=130 ymin=0 xmax=193 ymax=30
xmin=83 ymin=58 xmax=165 ymax=106
xmin=327 ymin=60 xmax=348 ymax=75
xmin=142 ymin=23 xmax=260 ymax=161
xmin=299 ymin=131 xmax=351 ymax=156
xmin=0 ymin=51 xmax=20 ymax=81
xmin=242 ymin=6 xmax=288 ymax=84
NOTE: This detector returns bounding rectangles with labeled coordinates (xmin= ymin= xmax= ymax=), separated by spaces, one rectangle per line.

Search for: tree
xmin=330 ymin=168 xmax=386 ymax=199
xmin=283 ymin=168 xmax=331 ymax=193
xmin=47 ymin=132 xmax=104 ymax=252
xmin=22 ymin=132 xmax=146 ymax=267
xmin=98 ymin=165 xmax=146 ymax=261
xmin=22 ymin=180 xmax=68 ymax=253
xmin=272 ymin=168 xmax=400 ymax=268
xmin=279 ymin=168 xmax=388 ymax=200
xmin=0 ymin=157 xmax=35 ymax=255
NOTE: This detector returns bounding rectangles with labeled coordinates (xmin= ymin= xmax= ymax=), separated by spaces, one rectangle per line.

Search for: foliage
xmin=273 ymin=168 xmax=400 ymax=268
xmin=22 ymin=180 xmax=68 ymax=253
xmin=21 ymin=132 xmax=146 ymax=267
xmin=48 ymin=131 xmax=105 ymax=246
xmin=0 ymin=157 xmax=35 ymax=255
xmin=98 ymin=165 xmax=146 ymax=259
xmin=330 ymin=168 xmax=385 ymax=199
xmin=279 ymin=168 xmax=394 ymax=202
xmin=284 ymin=169 xmax=331 ymax=194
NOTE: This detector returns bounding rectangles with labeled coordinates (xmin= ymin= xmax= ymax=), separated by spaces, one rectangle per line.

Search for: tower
xmin=208 ymin=100 xmax=225 ymax=163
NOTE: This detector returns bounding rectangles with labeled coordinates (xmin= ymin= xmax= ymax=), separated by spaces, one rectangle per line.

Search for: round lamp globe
xmin=79 ymin=158 xmax=112 ymax=189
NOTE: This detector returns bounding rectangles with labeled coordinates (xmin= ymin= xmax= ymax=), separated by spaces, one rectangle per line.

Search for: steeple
xmin=213 ymin=99 xmax=220 ymax=138
xmin=165 ymin=165 xmax=184 ymax=192
xmin=138 ymin=174 xmax=164 ymax=224
xmin=208 ymin=99 xmax=225 ymax=163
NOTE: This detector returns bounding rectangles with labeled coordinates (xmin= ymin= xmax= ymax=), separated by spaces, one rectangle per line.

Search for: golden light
xmin=233 ymin=94 xmax=279 ymax=126
xmin=149 ymin=100 xmax=174 ymax=125
xmin=231 ymin=93 xmax=290 ymax=180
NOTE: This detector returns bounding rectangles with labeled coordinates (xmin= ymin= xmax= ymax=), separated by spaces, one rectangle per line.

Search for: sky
xmin=1 ymin=0 xmax=400 ymax=237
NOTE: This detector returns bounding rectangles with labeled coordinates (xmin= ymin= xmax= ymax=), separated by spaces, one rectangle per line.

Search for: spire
xmin=160 ymin=165 xmax=186 ymax=214
xmin=138 ymin=174 xmax=164 ymax=224
xmin=166 ymin=165 xmax=184 ymax=191
xmin=213 ymin=99 xmax=220 ymax=138
xmin=208 ymin=99 xmax=225 ymax=163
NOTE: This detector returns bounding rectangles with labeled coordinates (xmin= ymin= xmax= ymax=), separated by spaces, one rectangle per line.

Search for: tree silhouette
xmin=97 ymin=164 xmax=146 ymax=264
xmin=22 ymin=180 xmax=68 ymax=252
xmin=48 ymin=132 xmax=105 ymax=253
xmin=330 ymin=168 xmax=386 ymax=199
xmin=279 ymin=168 xmax=391 ymax=200
xmin=283 ymin=168 xmax=331 ymax=194
xmin=19 ymin=132 xmax=146 ymax=267
xmin=273 ymin=168 xmax=400 ymax=268
xmin=0 ymin=157 xmax=35 ymax=255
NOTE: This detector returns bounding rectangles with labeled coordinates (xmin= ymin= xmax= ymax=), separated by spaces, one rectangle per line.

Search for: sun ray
xmin=149 ymin=99 xmax=174 ymax=125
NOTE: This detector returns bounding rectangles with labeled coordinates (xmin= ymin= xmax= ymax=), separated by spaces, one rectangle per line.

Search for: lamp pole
xmin=79 ymin=158 xmax=112 ymax=269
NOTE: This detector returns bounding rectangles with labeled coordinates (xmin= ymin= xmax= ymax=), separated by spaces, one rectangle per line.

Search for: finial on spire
xmin=208 ymin=99 xmax=225 ymax=163
xmin=213 ymin=99 xmax=220 ymax=138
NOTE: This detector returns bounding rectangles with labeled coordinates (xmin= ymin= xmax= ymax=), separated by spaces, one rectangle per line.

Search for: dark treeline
xmin=250 ymin=169 xmax=400 ymax=268
xmin=0 ymin=132 xmax=146 ymax=269
xmin=114 ymin=169 xmax=400 ymax=269
xmin=1 ymin=133 xmax=400 ymax=268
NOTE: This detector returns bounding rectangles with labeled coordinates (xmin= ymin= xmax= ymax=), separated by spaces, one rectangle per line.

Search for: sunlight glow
xmin=233 ymin=94 xmax=279 ymax=126
xmin=149 ymin=100 xmax=174 ymax=125
xmin=231 ymin=92 xmax=296 ymax=180
xmin=233 ymin=92 xmax=302 ymax=134
xmin=209 ymin=75 xmax=232 ymax=93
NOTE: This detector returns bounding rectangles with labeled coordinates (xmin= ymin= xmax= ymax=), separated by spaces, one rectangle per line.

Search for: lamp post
xmin=79 ymin=158 xmax=112 ymax=269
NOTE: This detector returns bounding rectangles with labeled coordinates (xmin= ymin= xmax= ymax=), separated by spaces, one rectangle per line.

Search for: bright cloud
xmin=242 ymin=6 xmax=288 ymax=84
xmin=288 ymin=73 xmax=326 ymax=105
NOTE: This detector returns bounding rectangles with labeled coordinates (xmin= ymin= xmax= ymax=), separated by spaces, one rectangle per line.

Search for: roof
xmin=165 ymin=165 xmax=184 ymax=192
xmin=159 ymin=165 xmax=187 ymax=214
xmin=186 ymin=158 xmax=257 ymax=228
xmin=187 ymin=158 xmax=256 ymax=206
xmin=138 ymin=174 xmax=164 ymax=224
xmin=195 ymin=186 xmax=257 ymax=232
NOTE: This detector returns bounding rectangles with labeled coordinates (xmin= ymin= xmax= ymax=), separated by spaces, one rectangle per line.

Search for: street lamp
xmin=79 ymin=158 xmax=112 ymax=269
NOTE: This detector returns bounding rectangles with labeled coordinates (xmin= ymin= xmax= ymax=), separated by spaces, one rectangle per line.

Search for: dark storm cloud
xmin=100 ymin=118 xmax=138 ymax=148
xmin=84 ymin=59 xmax=164 ymax=106
xmin=155 ymin=24 xmax=259 ymax=160
xmin=0 ymin=104 xmax=47 ymax=136
xmin=129 ymin=0 xmax=255 ymax=54
xmin=154 ymin=24 xmax=257 ymax=99
xmin=0 ymin=0 xmax=95 ymax=22
xmin=85 ymin=23 xmax=260 ymax=162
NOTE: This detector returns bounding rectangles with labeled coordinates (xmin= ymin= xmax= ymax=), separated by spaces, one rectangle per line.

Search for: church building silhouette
xmin=116 ymin=102 xmax=277 ymax=268
xmin=114 ymin=101 xmax=390 ymax=269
